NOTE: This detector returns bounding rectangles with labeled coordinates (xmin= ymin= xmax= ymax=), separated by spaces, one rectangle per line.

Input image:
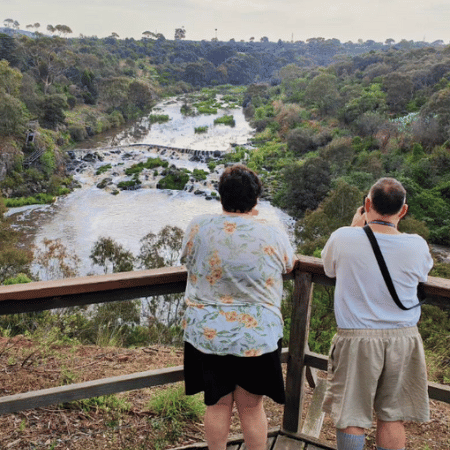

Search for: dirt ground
xmin=0 ymin=336 xmax=448 ymax=450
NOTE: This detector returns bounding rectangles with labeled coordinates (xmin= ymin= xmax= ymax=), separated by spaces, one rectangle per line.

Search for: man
xmin=321 ymin=177 xmax=433 ymax=450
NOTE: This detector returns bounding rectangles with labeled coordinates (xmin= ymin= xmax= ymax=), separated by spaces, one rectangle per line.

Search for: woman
xmin=181 ymin=164 xmax=296 ymax=450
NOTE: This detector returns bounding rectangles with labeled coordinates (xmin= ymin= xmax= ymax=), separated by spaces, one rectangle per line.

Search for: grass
xmin=214 ymin=115 xmax=236 ymax=127
xmin=125 ymin=157 xmax=169 ymax=176
xmin=194 ymin=126 xmax=208 ymax=134
xmin=4 ymin=193 xmax=56 ymax=207
xmin=147 ymin=384 xmax=205 ymax=421
xmin=149 ymin=114 xmax=170 ymax=124
xmin=96 ymin=164 xmax=112 ymax=175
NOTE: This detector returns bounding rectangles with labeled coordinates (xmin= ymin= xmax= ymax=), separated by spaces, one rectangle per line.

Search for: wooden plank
xmin=267 ymin=436 xmax=276 ymax=450
xmin=0 ymin=365 xmax=184 ymax=415
xmin=283 ymin=272 xmax=314 ymax=434
xmin=301 ymin=379 xmax=327 ymax=438
xmin=238 ymin=435 xmax=276 ymax=450
xmin=429 ymin=381 xmax=450 ymax=404
xmin=273 ymin=434 xmax=305 ymax=450
xmin=0 ymin=266 xmax=188 ymax=302
xmin=280 ymin=429 xmax=336 ymax=450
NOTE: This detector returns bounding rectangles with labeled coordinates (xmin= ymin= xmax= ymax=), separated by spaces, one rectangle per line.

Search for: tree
xmin=0 ymin=92 xmax=29 ymax=135
xmin=296 ymin=180 xmax=362 ymax=254
xmin=32 ymin=239 xmax=80 ymax=281
xmin=90 ymin=237 xmax=135 ymax=274
xmin=3 ymin=18 xmax=14 ymax=28
xmin=174 ymin=26 xmax=186 ymax=40
xmin=278 ymin=157 xmax=332 ymax=218
xmin=99 ymin=77 xmax=130 ymax=110
xmin=0 ymin=196 xmax=32 ymax=283
xmin=0 ymin=60 xmax=22 ymax=95
xmin=304 ymin=72 xmax=341 ymax=115
xmin=138 ymin=226 xmax=184 ymax=329
xmin=382 ymin=73 xmax=414 ymax=113
xmin=0 ymin=32 xmax=17 ymax=65
xmin=127 ymin=80 xmax=155 ymax=111
xmin=142 ymin=31 xmax=158 ymax=40
xmin=54 ymin=24 xmax=73 ymax=37
xmin=22 ymin=34 xmax=72 ymax=94
xmin=38 ymin=94 xmax=67 ymax=129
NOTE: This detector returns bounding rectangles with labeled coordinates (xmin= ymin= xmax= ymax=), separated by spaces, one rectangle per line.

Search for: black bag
xmin=363 ymin=224 xmax=426 ymax=311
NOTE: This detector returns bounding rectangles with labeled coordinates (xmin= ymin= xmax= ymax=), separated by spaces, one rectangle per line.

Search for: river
xmin=7 ymin=96 xmax=295 ymax=278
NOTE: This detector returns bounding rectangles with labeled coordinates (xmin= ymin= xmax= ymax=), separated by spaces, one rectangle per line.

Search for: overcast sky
xmin=2 ymin=0 xmax=450 ymax=44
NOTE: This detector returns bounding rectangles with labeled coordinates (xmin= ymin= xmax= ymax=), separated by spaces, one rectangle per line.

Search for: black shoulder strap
xmin=363 ymin=224 xmax=422 ymax=310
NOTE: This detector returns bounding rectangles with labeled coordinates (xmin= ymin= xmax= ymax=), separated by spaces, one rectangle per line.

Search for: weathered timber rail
xmin=0 ymin=255 xmax=449 ymax=446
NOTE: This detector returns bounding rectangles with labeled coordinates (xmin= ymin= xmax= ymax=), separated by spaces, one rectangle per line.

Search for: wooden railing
xmin=0 ymin=256 xmax=449 ymax=441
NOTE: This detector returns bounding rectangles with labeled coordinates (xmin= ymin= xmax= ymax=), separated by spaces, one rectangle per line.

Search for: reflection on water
xmin=82 ymin=98 xmax=254 ymax=151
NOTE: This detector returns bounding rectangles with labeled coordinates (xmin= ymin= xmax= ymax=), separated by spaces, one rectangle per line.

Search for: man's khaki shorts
xmin=322 ymin=326 xmax=429 ymax=429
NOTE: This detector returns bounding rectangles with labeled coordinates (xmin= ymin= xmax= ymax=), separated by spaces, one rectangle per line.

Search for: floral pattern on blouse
xmin=181 ymin=214 xmax=295 ymax=356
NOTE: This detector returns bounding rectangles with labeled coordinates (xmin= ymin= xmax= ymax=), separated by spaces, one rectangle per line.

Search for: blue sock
xmin=336 ymin=430 xmax=365 ymax=450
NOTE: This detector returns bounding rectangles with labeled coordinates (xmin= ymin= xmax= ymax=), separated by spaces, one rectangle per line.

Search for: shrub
xmin=192 ymin=169 xmax=208 ymax=181
xmin=117 ymin=174 xmax=141 ymax=190
xmin=149 ymin=114 xmax=170 ymax=123
xmin=214 ymin=115 xmax=235 ymax=127
xmin=125 ymin=157 xmax=168 ymax=175
xmin=147 ymin=384 xmax=205 ymax=421
xmin=194 ymin=126 xmax=208 ymax=133
xmin=158 ymin=169 xmax=190 ymax=190
xmin=96 ymin=164 xmax=112 ymax=175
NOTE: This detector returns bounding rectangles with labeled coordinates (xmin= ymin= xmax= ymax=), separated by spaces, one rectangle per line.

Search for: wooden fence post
xmin=282 ymin=270 xmax=314 ymax=434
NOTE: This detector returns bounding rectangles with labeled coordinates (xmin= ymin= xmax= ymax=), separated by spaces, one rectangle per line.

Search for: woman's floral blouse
xmin=181 ymin=214 xmax=295 ymax=356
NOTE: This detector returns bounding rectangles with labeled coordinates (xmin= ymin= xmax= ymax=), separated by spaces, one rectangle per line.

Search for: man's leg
xmin=376 ymin=419 xmax=405 ymax=450
xmin=204 ymin=392 xmax=234 ymax=450
xmin=336 ymin=426 xmax=365 ymax=450
xmin=234 ymin=386 xmax=267 ymax=450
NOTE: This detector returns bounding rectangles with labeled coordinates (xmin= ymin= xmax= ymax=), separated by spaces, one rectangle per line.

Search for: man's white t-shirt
xmin=321 ymin=226 xmax=433 ymax=329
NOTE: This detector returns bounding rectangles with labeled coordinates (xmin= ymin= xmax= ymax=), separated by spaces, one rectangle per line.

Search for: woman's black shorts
xmin=184 ymin=340 xmax=285 ymax=406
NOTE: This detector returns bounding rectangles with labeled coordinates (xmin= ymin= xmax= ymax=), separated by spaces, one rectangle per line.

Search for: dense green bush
xmin=158 ymin=169 xmax=190 ymax=190
xmin=214 ymin=114 xmax=235 ymax=126
xmin=149 ymin=114 xmax=170 ymax=123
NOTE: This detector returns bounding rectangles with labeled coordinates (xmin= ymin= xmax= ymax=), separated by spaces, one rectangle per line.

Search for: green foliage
xmin=276 ymin=157 xmax=332 ymax=219
xmin=66 ymin=394 xmax=131 ymax=415
xmin=95 ymin=164 xmax=112 ymax=175
xmin=90 ymin=237 xmax=135 ymax=274
xmin=214 ymin=114 xmax=236 ymax=126
xmin=194 ymin=125 xmax=208 ymax=133
xmin=39 ymin=151 xmax=56 ymax=176
xmin=296 ymin=180 xmax=362 ymax=254
xmin=118 ymin=174 xmax=141 ymax=190
xmin=125 ymin=157 xmax=168 ymax=175
xmin=147 ymin=384 xmax=205 ymax=421
xmin=158 ymin=169 xmax=190 ymax=190
xmin=308 ymin=286 xmax=337 ymax=354
xmin=419 ymin=305 xmax=450 ymax=384
xmin=191 ymin=168 xmax=208 ymax=181
xmin=0 ymin=93 xmax=29 ymax=136
xmin=3 ymin=193 xmax=56 ymax=207
xmin=3 ymin=273 xmax=32 ymax=285
xmin=149 ymin=114 xmax=170 ymax=123
xmin=138 ymin=225 xmax=185 ymax=336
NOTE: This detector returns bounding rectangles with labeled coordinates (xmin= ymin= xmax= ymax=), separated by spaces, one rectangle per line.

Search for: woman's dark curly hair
xmin=219 ymin=164 xmax=262 ymax=213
